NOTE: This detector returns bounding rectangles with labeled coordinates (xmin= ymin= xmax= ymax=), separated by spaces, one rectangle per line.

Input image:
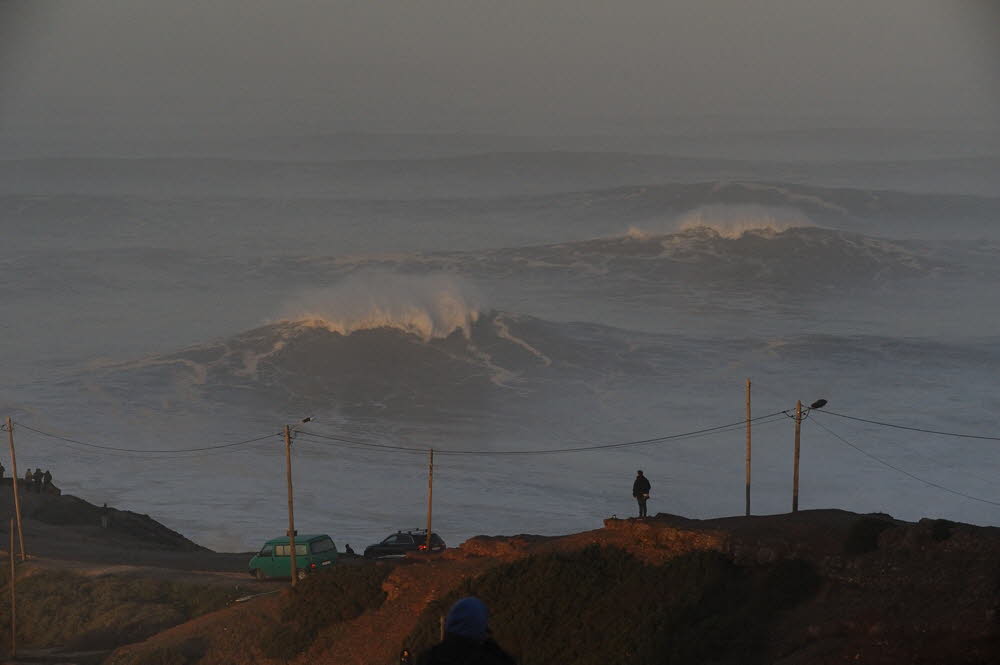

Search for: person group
xmin=21 ymin=467 xmax=54 ymax=493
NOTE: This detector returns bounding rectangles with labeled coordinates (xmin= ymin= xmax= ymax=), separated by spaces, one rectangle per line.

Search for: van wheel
xmin=296 ymin=569 xmax=308 ymax=581
xmin=253 ymin=568 xmax=265 ymax=581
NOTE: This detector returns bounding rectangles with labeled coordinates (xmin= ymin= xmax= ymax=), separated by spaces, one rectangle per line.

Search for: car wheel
xmin=296 ymin=568 xmax=308 ymax=581
xmin=253 ymin=568 xmax=265 ymax=581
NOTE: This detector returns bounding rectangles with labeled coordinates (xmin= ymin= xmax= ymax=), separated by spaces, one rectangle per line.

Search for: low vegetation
xmin=405 ymin=546 xmax=820 ymax=665
xmin=258 ymin=562 xmax=393 ymax=659
xmin=0 ymin=568 xmax=236 ymax=653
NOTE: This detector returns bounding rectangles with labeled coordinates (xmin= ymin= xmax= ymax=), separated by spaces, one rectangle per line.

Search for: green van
xmin=248 ymin=534 xmax=338 ymax=580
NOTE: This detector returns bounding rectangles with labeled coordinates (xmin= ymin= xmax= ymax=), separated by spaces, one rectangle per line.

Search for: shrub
xmin=844 ymin=517 xmax=895 ymax=555
xmin=931 ymin=519 xmax=957 ymax=542
xmin=258 ymin=562 xmax=391 ymax=659
xmin=405 ymin=546 xmax=819 ymax=665
xmin=0 ymin=569 xmax=236 ymax=653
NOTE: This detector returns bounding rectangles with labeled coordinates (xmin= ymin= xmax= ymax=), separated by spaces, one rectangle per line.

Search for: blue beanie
xmin=445 ymin=597 xmax=489 ymax=640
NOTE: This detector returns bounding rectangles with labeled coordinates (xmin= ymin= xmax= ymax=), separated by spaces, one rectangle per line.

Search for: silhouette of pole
xmin=6 ymin=419 xmax=25 ymax=560
xmin=426 ymin=449 xmax=434 ymax=551
xmin=792 ymin=400 xmax=802 ymax=512
xmin=284 ymin=425 xmax=298 ymax=586
xmin=745 ymin=379 xmax=752 ymax=516
xmin=8 ymin=518 xmax=16 ymax=659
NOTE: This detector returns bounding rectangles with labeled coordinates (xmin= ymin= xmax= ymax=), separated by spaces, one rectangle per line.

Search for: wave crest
xmin=280 ymin=273 xmax=482 ymax=342
xmin=674 ymin=204 xmax=813 ymax=238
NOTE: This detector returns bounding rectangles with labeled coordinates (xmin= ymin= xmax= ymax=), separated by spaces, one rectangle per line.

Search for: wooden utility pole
xmin=425 ymin=449 xmax=434 ymax=551
xmin=6 ymin=418 xmax=25 ymax=560
xmin=792 ymin=400 xmax=802 ymax=512
xmin=9 ymin=518 xmax=16 ymax=659
xmin=745 ymin=379 xmax=752 ymax=516
xmin=284 ymin=424 xmax=298 ymax=586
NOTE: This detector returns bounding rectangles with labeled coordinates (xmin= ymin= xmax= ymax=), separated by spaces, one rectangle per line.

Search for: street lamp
xmin=793 ymin=399 xmax=827 ymax=512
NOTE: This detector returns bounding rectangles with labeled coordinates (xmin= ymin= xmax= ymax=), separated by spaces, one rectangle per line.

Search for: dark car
xmin=363 ymin=529 xmax=446 ymax=558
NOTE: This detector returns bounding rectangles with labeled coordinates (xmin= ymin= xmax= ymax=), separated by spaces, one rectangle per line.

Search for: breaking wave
xmin=676 ymin=203 xmax=813 ymax=237
xmin=627 ymin=204 xmax=812 ymax=240
xmin=279 ymin=272 xmax=482 ymax=342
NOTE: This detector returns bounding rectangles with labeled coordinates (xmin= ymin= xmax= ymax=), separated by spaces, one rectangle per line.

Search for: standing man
xmin=632 ymin=470 xmax=651 ymax=518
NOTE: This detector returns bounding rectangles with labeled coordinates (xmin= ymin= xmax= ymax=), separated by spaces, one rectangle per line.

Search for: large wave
xmin=626 ymin=203 xmax=813 ymax=240
xmin=279 ymin=273 xmax=482 ymax=342
xmin=674 ymin=203 xmax=814 ymax=238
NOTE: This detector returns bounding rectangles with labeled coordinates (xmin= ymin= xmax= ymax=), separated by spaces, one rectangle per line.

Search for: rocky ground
xmin=0 ymin=485 xmax=997 ymax=664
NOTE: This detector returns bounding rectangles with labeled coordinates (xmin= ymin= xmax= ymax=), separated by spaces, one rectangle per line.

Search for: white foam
xmin=675 ymin=204 xmax=814 ymax=238
xmin=279 ymin=272 xmax=483 ymax=342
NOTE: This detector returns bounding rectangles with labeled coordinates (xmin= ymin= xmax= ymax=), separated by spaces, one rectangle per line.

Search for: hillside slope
xmin=105 ymin=509 xmax=999 ymax=665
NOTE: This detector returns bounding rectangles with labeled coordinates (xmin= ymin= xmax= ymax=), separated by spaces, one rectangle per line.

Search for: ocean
xmin=2 ymin=129 xmax=999 ymax=552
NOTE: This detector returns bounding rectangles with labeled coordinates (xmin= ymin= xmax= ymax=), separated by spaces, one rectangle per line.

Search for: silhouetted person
xmin=417 ymin=597 xmax=515 ymax=665
xmin=399 ymin=648 xmax=413 ymax=664
xmin=42 ymin=469 xmax=52 ymax=491
xmin=24 ymin=468 xmax=33 ymax=493
xmin=0 ymin=461 xmax=4 ymax=479
xmin=345 ymin=544 xmax=356 ymax=555
xmin=33 ymin=468 xmax=44 ymax=493
xmin=100 ymin=503 xmax=111 ymax=529
xmin=632 ymin=470 xmax=651 ymax=518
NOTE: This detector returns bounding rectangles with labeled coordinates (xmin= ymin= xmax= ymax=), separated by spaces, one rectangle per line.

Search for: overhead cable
xmin=809 ymin=417 xmax=1000 ymax=507
xmin=815 ymin=410 xmax=1000 ymax=441
xmin=12 ymin=421 xmax=280 ymax=454
xmin=297 ymin=410 xmax=789 ymax=456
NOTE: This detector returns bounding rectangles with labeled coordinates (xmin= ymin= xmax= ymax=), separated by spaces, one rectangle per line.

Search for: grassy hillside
xmin=405 ymin=546 xmax=819 ymax=665
xmin=0 ymin=567 xmax=236 ymax=655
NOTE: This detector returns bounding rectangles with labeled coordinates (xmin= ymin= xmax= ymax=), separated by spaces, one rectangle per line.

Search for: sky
xmin=1 ymin=0 xmax=999 ymax=136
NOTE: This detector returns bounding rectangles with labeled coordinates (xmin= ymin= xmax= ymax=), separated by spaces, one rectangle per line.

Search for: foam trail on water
xmin=280 ymin=272 xmax=483 ymax=342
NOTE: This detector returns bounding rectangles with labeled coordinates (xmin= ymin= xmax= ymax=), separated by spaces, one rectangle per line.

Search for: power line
xmin=12 ymin=421 xmax=281 ymax=454
xmin=297 ymin=411 xmax=789 ymax=456
xmin=816 ymin=410 xmax=1000 ymax=441
xmin=809 ymin=417 xmax=1000 ymax=507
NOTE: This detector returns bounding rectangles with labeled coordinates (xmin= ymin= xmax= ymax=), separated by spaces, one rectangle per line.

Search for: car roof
xmin=263 ymin=534 xmax=331 ymax=545
xmin=394 ymin=530 xmax=440 ymax=536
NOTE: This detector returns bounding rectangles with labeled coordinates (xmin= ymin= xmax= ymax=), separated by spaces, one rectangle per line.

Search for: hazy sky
xmin=1 ymin=0 xmax=998 ymax=135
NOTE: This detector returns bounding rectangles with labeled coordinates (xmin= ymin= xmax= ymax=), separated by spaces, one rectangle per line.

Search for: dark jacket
xmin=632 ymin=475 xmax=651 ymax=497
xmin=417 ymin=635 xmax=515 ymax=665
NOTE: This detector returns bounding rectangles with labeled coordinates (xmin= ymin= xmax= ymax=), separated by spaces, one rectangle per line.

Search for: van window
xmin=310 ymin=537 xmax=336 ymax=554
xmin=259 ymin=544 xmax=274 ymax=556
xmin=275 ymin=544 xmax=307 ymax=556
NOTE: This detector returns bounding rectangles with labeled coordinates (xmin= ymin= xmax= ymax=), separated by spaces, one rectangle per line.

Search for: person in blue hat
xmin=417 ymin=596 xmax=514 ymax=665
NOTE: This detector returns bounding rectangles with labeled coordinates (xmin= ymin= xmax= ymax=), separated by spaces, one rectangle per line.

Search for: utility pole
xmin=6 ymin=418 xmax=25 ymax=560
xmin=9 ymin=518 xmax=16 ymax=659
xmin=284 ymin=424 xmax=298 ymax=586
xmin=745 ymin=379 xmax=752 ymax=517
xmin=792 ymin=400 xmax=802 ymax=513
xmin=425 ymin=449 xmax=434 ymax=552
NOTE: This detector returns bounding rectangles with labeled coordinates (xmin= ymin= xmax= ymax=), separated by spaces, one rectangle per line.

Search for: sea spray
xmin=674 ymin=203 xmax=813 ymax=238
xmin=280 ymin=272 xmax=483 ymax=342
